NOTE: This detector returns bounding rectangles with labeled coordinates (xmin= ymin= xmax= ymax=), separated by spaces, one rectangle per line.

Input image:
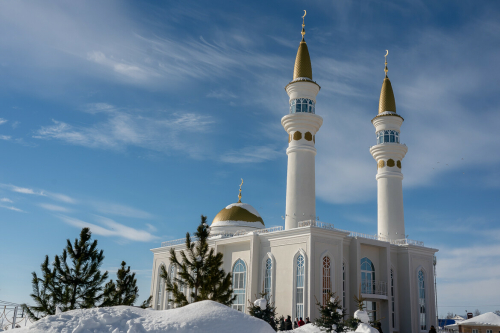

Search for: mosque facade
xmin=150 ymin=17 xmax=438 ymax=333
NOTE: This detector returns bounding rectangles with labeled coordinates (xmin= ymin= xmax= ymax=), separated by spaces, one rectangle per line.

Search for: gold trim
xmin=387 ymin=159 xmax=395 ymax=167
xmin=293 ymin=131 xmax=302 ymax=140
xmin=378 ymin=160 xmax=385 ymax=169
xmin=378 ymin=51 xmax=396 ymax=114
xmin=305 ymin=132 xmax=313 ymax=141
xmin=212 ymin=206 xmax=264 ymax=225
xmin=288 ymin=134 xmax=291 ymax=143
xmin=397 ymin=160 xmax=401 ymax=168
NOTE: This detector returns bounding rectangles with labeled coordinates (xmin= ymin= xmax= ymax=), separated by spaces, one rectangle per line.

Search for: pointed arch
xmin=293 ymin=249 xmax=307 ymax=320
xmin=167 ymin=263 xmax=176 ymax=309
xmin=417 ymin=266 xmax=427 ymax=331
xmin=319 ymin=250 xmax=334 ymax=306
xmin=232 ymin=259 xmax=247 ymax=312
xmin=155 ymin=262 xmax=166 ymax=310
xmin=261 ymin=252 xmax=276 ymax=303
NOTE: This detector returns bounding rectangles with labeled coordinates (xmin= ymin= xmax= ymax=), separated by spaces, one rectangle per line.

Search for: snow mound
xmin=16 ymin=301 xmax=275 ymax=333
xmin=355 ymin=323 xmax=378 ymax=333
xmin=254 ymin=298 xmax=267 ymax=310
xmin=354 ymin=310 xmax=370 ymax=324
xmin=285 ymin=324 xmax=322 ymax=333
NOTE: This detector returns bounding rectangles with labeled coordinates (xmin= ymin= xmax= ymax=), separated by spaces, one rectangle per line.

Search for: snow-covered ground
xmin=14 ymin=301 xmax=275 ymax=333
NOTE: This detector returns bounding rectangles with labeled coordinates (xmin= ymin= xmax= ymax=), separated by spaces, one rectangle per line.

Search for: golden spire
xmin=378 ymin=50 xmax=396 ymax=114
xmin=293 ymin=10 xmax=313 ymax=80
xmin=237 ymin=178 xmax=243 ymax=203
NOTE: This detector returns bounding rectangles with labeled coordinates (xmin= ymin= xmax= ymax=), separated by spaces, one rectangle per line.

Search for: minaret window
xmin=290 ymin=98 xmax=315 ymax=114
xmin=295 ymin=254 xmax=305 ymax=319
xmin=376 ymin=130 xmax=399 ymax=144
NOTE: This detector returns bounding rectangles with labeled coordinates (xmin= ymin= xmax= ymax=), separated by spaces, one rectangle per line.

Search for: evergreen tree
xmin=247 ymin=292 xmax=279 ymax=331
xmin=140 ymin=296 xmax=153 ymax=309
xmin=102 ymin=261 xmax=139 ymax=306
xmin=314 ymin=293 xmax=347 ymax=333
xmin=53 ymin=228 xmax=109 ymax=309
xmin=160 ymin=215 xmax=235 ymax=307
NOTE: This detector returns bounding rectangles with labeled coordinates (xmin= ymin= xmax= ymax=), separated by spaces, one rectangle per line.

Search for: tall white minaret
xmin=369 ymin=52 xmax=408 ymax=241
xmin=282 ymin=13 xmax=323 ymax=230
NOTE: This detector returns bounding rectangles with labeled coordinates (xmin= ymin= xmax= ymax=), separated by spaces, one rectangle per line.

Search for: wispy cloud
xmin=220 ymin=145 xmax=282 ymax=163
xmin=0 ymin=118 xmax=7 ymax=125
xmin=34 ymin=109 xmax=214 ymax=159
xmin=0 ymin=204 xmax=25 ymax=213
xmin=92 ymin=202 xmax=154 ymax=219
xmin=0 ymin=135 xmax=11 ymax=141
xmin=39 ymin=203 xmax=72 ymax=212
xmin=7 ymin=185 xmax=46 ymax=196
xmin=59 ymin=215 xmax=158 ymax=242
xmin=47 ymin=192 xmax=76 ymax=204
xmin=0 ymin=198 xmax=13 ymax=203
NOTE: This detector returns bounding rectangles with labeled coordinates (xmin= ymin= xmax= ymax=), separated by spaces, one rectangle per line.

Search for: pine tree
xmin=101 ymin=261 xmax=139 ymax=306
xmin=23 ymin=228 xmax=109 ymax=319
xmin=53 ymin=228 xmax=109 ymax=309
xmin=314 ymin=293 xmax=347 ymax=333
xmin=160 ymin=215 xmax=235 ymax=307
xmin=140 ymin=296 xmax=153 ymax=309
xmin=247 ymin=292 xmax=279 ymax=331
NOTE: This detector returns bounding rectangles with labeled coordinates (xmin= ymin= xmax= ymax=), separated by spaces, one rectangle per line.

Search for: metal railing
xmin=298 ymin=220 xmax=335 ymax=230
xmin=160 ymin=226 xmax=284 ymax=248
xmin=361 ymin=280 xmax=388 ymax=296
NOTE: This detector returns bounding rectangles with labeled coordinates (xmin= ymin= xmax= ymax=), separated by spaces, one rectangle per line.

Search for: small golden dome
xmin=378 ymin=77 xmax=397 ymax=114
xmin=212 ymin=203 xmax=264 ymax=227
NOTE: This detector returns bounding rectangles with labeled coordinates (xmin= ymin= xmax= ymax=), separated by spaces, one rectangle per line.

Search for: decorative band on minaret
xmin=369 ymin=51 xmax=408 ymax=241
xmin=282 ymin=11 xmax=323 ymax=230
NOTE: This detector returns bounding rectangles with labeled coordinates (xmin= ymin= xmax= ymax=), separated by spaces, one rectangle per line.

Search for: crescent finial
xmin=238 ymin=178 xmax=244 ymax=203
xmin=384 ymin=50 xmax=389 ymax=78
xmin=385 ymin=50 xmax=389 ymax=57
xmin=303 ymin=10 xmax=307 ymax=19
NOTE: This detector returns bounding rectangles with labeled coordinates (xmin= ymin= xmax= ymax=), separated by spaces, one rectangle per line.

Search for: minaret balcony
xmin=370 ymin=142 xmax=408 ymax=161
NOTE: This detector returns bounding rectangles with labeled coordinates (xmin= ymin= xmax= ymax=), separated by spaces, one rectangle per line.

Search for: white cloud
xmin=9 ymin=185 xmax=46 ymax=196
xmin=0 ymin=198 xmax=13 ymax=203
xmin=47 ymin=192 xmax=76 ymax=204
xmin=0 ymin=204 xmax=25 ymax=213
xmin=146 ymin=223 xmax=157 ymax=233
xmin=220 ymin=145 xmax=282 ymax=163
xmin=39 ymin=203 xmax=71 ymax=212
xmin=92 ymin=202 xmax=154 ymax=219
xmin=34 ymin=110 xmax=214 ymax=159
xmin=0 ymin=135 xmax=11 ymax=141
xmin=59 ymin=215 xmax=158 ymax=242
xmin=0 ymin=118 xmax=7 ymax=125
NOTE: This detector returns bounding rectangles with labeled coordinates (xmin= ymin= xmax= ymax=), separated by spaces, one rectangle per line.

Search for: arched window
xmin=391 ymin=269 xmax=395 ymax=328
xmin=156 ymin=265 xmax=165 ymax=310
xmin=296 ymin=254 xmax=305 ymax=319
xmin=322 ymin=256 xmax=331 ymax=305
xmin=264 ymin=258 xmax=272 ymax=300
xmin=290 ymin=98 xmax=316 ymax=114
xmin=418 ymin=270 xmax=426 ymax=330
xmin=168 ymin=264 xmax=176 ymax=308
xmin=342 ymin=262 xmax=346 ymax=309
xmin=360 ymin=257 xmax=375 ymax=294
xmin=232 ymin=259 xmax=246 ymax=312
xmin=376 ymin=130 xmax=400 ymax=144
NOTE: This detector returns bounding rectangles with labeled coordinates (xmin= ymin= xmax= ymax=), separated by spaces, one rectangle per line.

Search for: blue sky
xmin=0 ymin=0 xmax=499 ymax=316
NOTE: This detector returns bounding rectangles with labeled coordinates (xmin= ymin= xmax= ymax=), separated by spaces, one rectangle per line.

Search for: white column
xmin=282 ymin=81 xmax=322 ymax=229
xmin=370 ymin=115 xmax=408 ymax=240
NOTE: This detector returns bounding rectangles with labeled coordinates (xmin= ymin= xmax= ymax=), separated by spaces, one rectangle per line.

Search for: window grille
xmin=232 ymin=259 xmax=246 ymax=312
xmin=322 ymin=256 xmax=331 ymax=305
xmin=264 ymin=258 xmax=272 ymax=300
xmin=296 ymin=254 xmax=305 ymax=319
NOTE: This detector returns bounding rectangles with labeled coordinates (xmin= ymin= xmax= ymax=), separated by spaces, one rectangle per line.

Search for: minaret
xmin=282 ymin=11 xmax=323 ymax=230
xmin=369 ymin=51 xmax=408 ymax=241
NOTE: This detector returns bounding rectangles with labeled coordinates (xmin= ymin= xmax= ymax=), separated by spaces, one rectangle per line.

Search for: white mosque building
xmin=150 ymin=16 xmax=438 ymax=333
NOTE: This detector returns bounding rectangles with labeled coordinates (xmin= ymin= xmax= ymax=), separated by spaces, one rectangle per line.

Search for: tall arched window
xmin=391 ymin=269 xmax=395 ymax=328
xmin=418 ymin=270 xmax=426 ymax=330
xmin=322 ymin=256 xmax=331 ymax=305
xmin=296 ymin=254 xmax=305 ymax=319
xmin=156 ymin=265 xmax=165 ymax=310
xmin=232 ymin=259 xmax=246 ymax=312
xmin=360 ymin=257 xmax=375 ymax=294
xmin=342 ymin=262 xmax=346 ymax=309
xmin=168 ymin=264 xmax=176 ymax=308
xmin=264 ymin=258 xmax=272 ymax=300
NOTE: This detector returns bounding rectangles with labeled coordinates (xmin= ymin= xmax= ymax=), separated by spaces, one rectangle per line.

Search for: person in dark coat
xmin=279 ymin=317 xmax=285 ymax=331
xmin=429 ymin=326 xmax=437 ymax=333
xmin=305 ymin=317 xmax=311 ymax=324
xmin=293 ymin=318 xmax=298 ymax=329
xmin=375 ymin=322 xmax=383 ymax=333
xmin=298 ymin=317 xmax=305 ymax=327
xmin=284 ymin=316 xmax=293 ymax=331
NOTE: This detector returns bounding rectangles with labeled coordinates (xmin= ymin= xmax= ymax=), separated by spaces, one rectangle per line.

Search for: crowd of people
xmin=278 ymin=315 xmax=311 ymax=330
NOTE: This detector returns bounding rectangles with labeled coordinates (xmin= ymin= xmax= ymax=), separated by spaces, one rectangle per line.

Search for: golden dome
xmin=211 ymin=203 xmax=264 ymax=227
xmin=378 ymin=77 xmax=397 ymax=114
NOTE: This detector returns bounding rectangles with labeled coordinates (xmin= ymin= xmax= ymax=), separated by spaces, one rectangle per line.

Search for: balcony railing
xmin=298 ymin=220 xmax=335 ymax=230
xmin=361 ymin=280 xmax=387 ymax=296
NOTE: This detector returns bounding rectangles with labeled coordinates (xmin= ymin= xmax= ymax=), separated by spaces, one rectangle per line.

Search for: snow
xmin=457 ymin=312 xmax=500 ymax=327
xmin=15 ymin=301 xmax=275 ymax=333
xmin=354 ymin=323 xmax=378 ymax=333
xmin=225 ymin=203 xmax=261 ymax=217
xmin=286 ymin=323 xmax=322 ymax=332
xmin=211 ymin=220 xmax=264 ymax=228
xmin=254 ymin=298 xmax=266 ymax=310
xmin=353 ymin=310 xmax=370 ymax=324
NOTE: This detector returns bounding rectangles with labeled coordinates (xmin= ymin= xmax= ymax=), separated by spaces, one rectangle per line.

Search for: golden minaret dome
xmin=378 ymin=50 xmax=397 ymax=114
xmin=293 ymin=10 xmax=313 ymax=80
